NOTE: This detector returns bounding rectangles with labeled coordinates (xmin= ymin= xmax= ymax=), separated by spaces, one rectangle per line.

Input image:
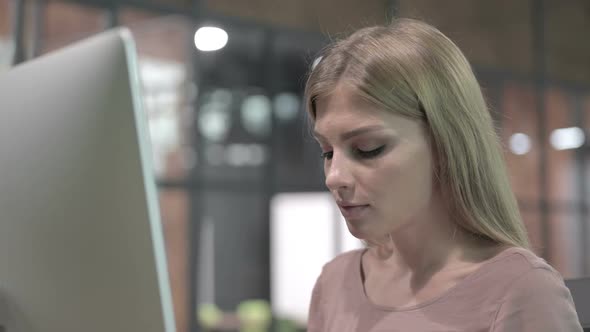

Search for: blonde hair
xmin=305 ymin=18 xmax=529 ymax=249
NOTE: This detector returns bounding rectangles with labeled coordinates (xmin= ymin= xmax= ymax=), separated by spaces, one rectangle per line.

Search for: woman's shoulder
xmin=489 ymin=246 xmax=561 ymax=277
xmin=491 ymin=246 xmax=570 ymax=294
xmin=488 ymin=247 xmax=582 ymax=331
xmin=467 ymin=246 xmax=569 ymax=301
xmin=319 ymin=248 xmax=366 ymax=279
xmin=436 ymin=246 xmax=576 ymax=321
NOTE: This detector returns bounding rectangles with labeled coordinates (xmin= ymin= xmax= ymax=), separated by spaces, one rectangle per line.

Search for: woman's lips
xmin=339 ymin=204 xmax=370 ymax=219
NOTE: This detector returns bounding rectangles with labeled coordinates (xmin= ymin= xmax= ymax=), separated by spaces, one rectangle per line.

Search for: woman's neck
xmin=368 ymin=213 xmax=500 ymax=281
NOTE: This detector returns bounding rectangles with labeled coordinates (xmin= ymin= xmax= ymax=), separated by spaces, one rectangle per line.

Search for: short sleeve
xmin=307 ymin=271 xmax=325 ymax=332
xmin=491 ymin=267 xmax=583 ymax=332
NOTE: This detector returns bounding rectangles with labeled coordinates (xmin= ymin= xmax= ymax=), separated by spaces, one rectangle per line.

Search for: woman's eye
xmin=355 ymin=145 xmax=385 ymax=159
xmin=320 ymin=151 xmax=333 ymax=160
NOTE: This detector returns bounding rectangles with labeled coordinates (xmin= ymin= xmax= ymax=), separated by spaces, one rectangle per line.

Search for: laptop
xmin=0 ymin=28 xmax=176 ymax=332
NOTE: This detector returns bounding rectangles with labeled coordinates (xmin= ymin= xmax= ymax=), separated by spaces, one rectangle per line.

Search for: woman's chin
xmin=346 ymin=221 xmax=399 ymax=246
xmin=345 ymin=221 xmax=378 ymax=242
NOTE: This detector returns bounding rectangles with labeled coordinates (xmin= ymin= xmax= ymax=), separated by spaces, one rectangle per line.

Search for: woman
xmin=305 ymin=18 xmax=582 ymax=331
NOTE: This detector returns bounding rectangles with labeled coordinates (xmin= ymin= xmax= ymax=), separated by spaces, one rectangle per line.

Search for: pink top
xmin=307 ymin=246 xmax=583 ymax=332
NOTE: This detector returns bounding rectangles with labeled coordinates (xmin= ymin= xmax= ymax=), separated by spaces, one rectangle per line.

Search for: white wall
xmin=270 ymin=192 xmax=363 ymax=325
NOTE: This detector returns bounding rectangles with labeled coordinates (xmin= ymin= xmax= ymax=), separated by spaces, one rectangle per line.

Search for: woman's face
xmin=313 ymin=84 xmax=439 ymax=242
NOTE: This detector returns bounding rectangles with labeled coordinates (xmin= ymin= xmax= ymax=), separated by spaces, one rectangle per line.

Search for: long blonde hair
xmin=305 ymin=18 xmax=529 ymax=249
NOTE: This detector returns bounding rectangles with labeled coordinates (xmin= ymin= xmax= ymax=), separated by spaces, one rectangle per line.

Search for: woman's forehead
xmin=314 ymin=99 xmax=384 ymax=135
xmin=314 ymin=107 xmax=425 ymax=143
xmin=314 ymin=85 xmax=383 ymax=120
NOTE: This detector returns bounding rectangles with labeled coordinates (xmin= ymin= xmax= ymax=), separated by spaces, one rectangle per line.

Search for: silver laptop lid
xmin=0 ymin=28 xmax=176 ymax=332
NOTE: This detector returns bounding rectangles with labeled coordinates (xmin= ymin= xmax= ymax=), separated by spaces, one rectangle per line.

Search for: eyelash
xmin=320 ymin=151 xmax=333 ymax=160
xmin=321 ymin=146 xmax=386 ymax=160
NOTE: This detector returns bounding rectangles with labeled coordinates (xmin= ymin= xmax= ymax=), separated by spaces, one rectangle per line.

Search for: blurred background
xmin=1 ymin=0 xmax=589 ymax=331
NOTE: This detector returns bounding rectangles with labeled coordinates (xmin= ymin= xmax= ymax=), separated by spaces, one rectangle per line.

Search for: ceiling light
xmin=550 ymin=127 xmax=585 ymax=150
xmin=194 ymin=27 xmax=228 ymax=52
xmin=509 ymin=133 xmax=531 ymax=155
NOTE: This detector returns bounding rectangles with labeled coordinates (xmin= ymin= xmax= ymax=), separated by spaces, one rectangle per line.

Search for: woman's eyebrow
xmin=313 ymin=125 xmax=386 ymax=141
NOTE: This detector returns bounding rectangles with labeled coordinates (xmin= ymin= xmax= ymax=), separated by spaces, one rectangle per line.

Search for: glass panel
xmin=584 ymin=93 xmax=590 ymax=206
xmin=548 ymin=211 xmax=583 ymax=279
xmin=397 ymin=0 xmax=533 ymax=75
xmin=118 ymin=7 xmax=159 ymax=27
xmin=271 ymin=30 xmax=325 ymax=190
xmin=0 ymin=0 xmax=10 ymax=36
xmin=501 ymin=82 xmax=540 ymax=203
xmin=545 ymin=86 xmax=578 ymax=203
xmin=481 ymin=79 xmax=501 ymax=124
xmin=546 ymin=0 xmax=590 ymax=85
xmin=120 ymin=9 xmax=195 ymax=181
xmin=0 ymin=0 xmax=14 ymax=72
xmin=159 ymin=189 xmax=190 ymax=332
xmin=196 ymin=191 xmax=269 ymax=311
xmin=206 ymin=0 xmax=386 ymax=32
xmin=151 ymin=0 xmax=189 ymax=8
xmin=197 ymin=87 xmax=271 ymax=184
xmin=521 ymin=208 xmax=543 ymax=256
xmin=194 ymin=23 xmax=272 ymax=184
xmin=582 ymin=93 xmax=590 ymax=278
xmin=42 ymin=0 xmax=106 ymax=54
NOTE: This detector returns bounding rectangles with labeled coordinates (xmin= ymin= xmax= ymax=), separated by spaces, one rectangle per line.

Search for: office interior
xmin=1 ymin=0 xmax=589 ymax=331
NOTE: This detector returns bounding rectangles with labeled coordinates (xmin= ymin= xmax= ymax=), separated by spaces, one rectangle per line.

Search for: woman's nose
xmin=325 ymin=153 xmax=354 ymax=192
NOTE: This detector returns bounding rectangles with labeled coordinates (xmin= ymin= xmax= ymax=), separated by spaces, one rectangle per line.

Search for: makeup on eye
xmin=320 ymin=144 xmax=387 ymax=160
xmin=353 ymin=145 xmax=386 ymax=159
xmin=315 ymin=131 xmax=395 ymax=161
xmin=320 ymin=151 xmax=334 ymax=160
